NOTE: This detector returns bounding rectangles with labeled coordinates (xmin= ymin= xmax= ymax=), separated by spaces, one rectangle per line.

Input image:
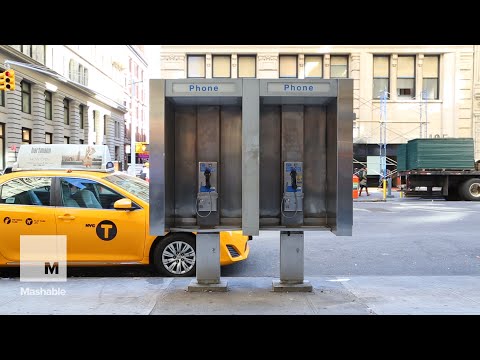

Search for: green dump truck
xmin=397 ymin=138 xmax=480 ymax=201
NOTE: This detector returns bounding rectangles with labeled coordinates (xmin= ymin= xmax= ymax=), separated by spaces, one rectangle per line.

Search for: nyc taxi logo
xmin=85 ymin=220 xmax=118 ymax=241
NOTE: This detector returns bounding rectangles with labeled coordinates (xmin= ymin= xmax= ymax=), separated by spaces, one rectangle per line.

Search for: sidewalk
xmin=1 ymin=275 xmax=479 ymax=315
xmin=354 ymin=187 xmax=403 ymax=202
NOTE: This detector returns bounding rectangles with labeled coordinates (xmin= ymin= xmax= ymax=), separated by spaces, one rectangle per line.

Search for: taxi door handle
xmin=58 ymin=215 xmax=76 ymax=220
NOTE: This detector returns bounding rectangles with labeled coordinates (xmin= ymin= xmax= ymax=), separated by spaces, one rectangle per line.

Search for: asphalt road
xmin=1 ymin=199 xmax=479 ymax=279
xmin=222 ymin=199 xmax=480 ymax=277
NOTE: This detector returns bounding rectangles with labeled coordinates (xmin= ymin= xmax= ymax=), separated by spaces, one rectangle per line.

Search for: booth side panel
xmin=165 ymin=100 xmax=175 ymax=229
xmin=242 ymin=79 xmax=260 ymax=236
xmin=335 ymin=79 xmax=353 ymax=236
xmin=149 ymin=79 xmax=166 ymax=235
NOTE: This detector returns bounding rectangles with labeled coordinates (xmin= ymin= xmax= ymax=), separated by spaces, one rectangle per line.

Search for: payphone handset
xmin=197 ymin=162 xmax=218 ymax=216
xmin=282 ymin=161 xmax=304 ymax=215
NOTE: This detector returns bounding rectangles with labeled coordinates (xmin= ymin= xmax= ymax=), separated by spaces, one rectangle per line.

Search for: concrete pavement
xmin=1 ymin=275 xmax=479 ymax=315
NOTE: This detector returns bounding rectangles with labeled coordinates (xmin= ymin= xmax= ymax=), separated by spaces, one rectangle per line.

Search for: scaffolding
xmin=353 ymin=88 xmax=429 ymax=184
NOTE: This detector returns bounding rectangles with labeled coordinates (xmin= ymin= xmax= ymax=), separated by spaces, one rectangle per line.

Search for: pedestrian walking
xmin=358 ymin=165 xmax=369 ymax=196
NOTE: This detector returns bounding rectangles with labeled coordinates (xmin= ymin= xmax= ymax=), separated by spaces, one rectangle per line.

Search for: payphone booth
xmin=150 ymin=78 xmax=353 ymax=292
xmin=149 ymin=79 xmax=244 ymax=291
xmin=256 ymin=79 xmax=353 ymax=291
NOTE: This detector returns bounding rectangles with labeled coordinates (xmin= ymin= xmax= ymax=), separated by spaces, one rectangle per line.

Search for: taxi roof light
xmin=12 ymin=144 xmax=115 ymax=173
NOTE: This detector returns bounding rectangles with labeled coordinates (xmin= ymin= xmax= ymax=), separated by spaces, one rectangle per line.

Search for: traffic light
xmin=0 ymin=69 xmax=15 ymax=91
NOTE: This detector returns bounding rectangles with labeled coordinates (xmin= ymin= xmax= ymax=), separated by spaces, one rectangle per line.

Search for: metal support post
xmin=188 ymin=232 xmax=228 ymax=292
xmin=272 ymin=231 xmax=312 ymax=292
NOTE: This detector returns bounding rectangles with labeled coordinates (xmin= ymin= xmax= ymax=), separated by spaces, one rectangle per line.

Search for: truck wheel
xmin=153 ymin=233 xmax=196 ymax=277
xmin=460 ymin=178 xmax=480 ymax=201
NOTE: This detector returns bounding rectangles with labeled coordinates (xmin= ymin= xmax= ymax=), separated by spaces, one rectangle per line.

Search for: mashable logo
xmin=20 ymin=235 xmax=67 ymax=282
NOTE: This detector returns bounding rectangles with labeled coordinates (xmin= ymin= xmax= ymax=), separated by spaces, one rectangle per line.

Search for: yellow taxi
xmin=0 ymin=144 xmax=250 ymax=277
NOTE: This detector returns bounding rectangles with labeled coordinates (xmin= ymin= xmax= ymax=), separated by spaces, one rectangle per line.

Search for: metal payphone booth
xmin=150 ymin=78 xmax=353 ymax=292
xmin=149 ymin=79 xmax=243 ymax=291
xmin=258 ymin=79 xmax=353 ymax=291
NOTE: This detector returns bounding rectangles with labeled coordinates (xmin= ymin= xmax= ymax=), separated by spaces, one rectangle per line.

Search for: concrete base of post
xmin=272 ymin=279 xmax=313 ymax=292
xmin=188 ymin=280 xmax=228 ymax=292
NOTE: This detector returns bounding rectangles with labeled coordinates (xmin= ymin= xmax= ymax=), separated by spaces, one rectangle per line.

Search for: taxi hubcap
xmin=162 ymin=241 xmax=196 ymax=275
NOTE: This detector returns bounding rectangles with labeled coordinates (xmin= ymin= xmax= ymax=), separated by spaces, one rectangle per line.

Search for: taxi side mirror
xmin=113 ymin=198 xmax=133 ymax=210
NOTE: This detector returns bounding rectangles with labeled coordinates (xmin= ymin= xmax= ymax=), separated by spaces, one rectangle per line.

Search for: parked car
xmin=0 ymin=144 xmax=250 ymax=276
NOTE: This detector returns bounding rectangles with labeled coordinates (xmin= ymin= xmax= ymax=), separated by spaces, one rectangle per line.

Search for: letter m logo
xmin=85 ymin=224 xmax=95 ymax=228
xmin=45 ymin=261 xmax=59 ymax=275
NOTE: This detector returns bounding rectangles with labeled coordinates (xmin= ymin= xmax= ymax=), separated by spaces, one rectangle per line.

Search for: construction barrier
xmin=352 ymin=174 xmax=359 ymax=199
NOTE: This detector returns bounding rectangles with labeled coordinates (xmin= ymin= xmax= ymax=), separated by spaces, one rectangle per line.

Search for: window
xmin=22 ymin=128 xmax=31 ymax=145
xmin=104 ymin=115 xmax=108 ymax=135
xmin=279 ymin=55 xmax=297 ymax=78
xmin=64 ymin=136 xmax=70 ymax=144
xmin=397 ymin=56 xmax=415 ymax=98
xmin=304 ymin=55 xmax=323 ymax=78
xmin=60 ymin=177 xmax=124 ymax=209
xmin=32 ymin=45 xmax=46 ymax=64
xmin=92 ymin=110 xmax=97 ymax=132
xmin=83 ymin=68 xmax=88 ymax=86
xmin=187 ymin=55 xmax=206 ymax=78
xmin=373 ymin=56 xmax=390 ymax=99
xmin=45 ymin=91 xmax=52 ymax=120
xmin=79 ymin=105 xmax=84 ymax=129
xmin=115 ymin=146 xmax=120 ymax=161
xmin=69 ymin=59 xmax=75 ymax=81
xmin=14 ymin=46 xmax=45 ymax=64
xmin=0 ymin=177 xmax=52 ymax=206
xmin=21 ymin=81 xmax=31 ymax=114
xmin=423 ymin=55 xmax=439 ymax=100
xmin=238 ymin=55 xmax=256 ymax=78
xmin=45 ymin=132 xmax=52 ymax=144
xmin=212 ymin=55 xmax=231 ymax=78
xmin=78 ymin=64 xmax=84 ymax=84
xmin=330 ymin=55 xmax=348 ymax=78
xmin=64 ymin=98 xmax=70 ymax=125
xmin=22 ymin=45 xmax=32 ymax=57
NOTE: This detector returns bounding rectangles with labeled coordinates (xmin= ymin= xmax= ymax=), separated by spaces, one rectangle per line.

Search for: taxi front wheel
xmin=153 ymin=233 xmax=196 ymax=277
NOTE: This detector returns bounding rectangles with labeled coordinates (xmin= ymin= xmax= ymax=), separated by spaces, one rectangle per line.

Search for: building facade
xmin=0 ymin=45 xmax=145 ymax=171
xmin=156 ymin=45 xmax=480 ymax=173
xmin=124 ymin=45 xmax=148 ymax=167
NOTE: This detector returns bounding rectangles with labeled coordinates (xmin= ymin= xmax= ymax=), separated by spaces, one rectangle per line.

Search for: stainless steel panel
xmin=279 ymin=231 xmax=304 ymax=282
xmin=281 ymin=105 xmax=304 ymax=226
xmin=325 ymin=100 xmax=338 ymax=230
xmin=281 ymin=105 xmax=304 ymax=162
xmin=164 ymin=100 xmax=175 ymax=230
xmin=335 ymin=79 xmax=353 ymax=236
xmin=242 ymin=79 xmax=260 ymax=236
xmin=304 ymin=106 xmax=327 ymax=218
xmin=220 ymin=106 xmax=242 ymax=220
xmin=149 ymin=80 xmax=165 ymax=235
xmin=260 ymin=105 xmax=281 ymax=219
xmin=197 ymin=106 xmax=220 ymax=227
xmin=174 ymin=107 xmax=197 ymax=220
xmin=196 ymin=233 xmax=221 ymax=284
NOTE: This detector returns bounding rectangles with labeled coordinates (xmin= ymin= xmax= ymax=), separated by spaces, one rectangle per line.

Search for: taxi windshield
xmin=103 ymin=173 xmax=149 ymax=202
